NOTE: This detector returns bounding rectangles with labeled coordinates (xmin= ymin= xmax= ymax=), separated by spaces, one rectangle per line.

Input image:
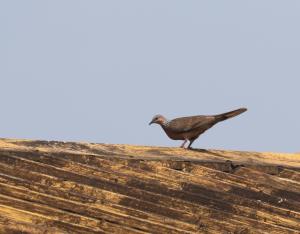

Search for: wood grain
xmin=0 ymin=139 xmax=299 ymax=233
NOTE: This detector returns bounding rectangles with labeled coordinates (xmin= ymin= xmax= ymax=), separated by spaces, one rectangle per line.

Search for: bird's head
xmin=149 ymin=114 xmax=167 ymax=126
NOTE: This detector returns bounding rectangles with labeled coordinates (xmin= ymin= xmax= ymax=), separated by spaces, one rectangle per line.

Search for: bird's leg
xmin=180 ymin=139 xmax=188 ymax=148
xmin=187 ymin=139 xmax=195 ymax=149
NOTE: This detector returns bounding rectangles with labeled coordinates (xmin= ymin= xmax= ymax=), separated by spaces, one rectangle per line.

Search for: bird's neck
xmin=161 ymin=120 xmax=175 ymax=139
xmin=161 ymin=119 xmax=170 ymax=127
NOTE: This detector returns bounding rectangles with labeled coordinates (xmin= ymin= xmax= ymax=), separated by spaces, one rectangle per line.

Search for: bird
xmin=149 ymin=108 xmax=247 ymax=149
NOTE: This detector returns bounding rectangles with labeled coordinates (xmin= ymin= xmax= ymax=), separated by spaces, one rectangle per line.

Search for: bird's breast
xmin=162 ymin=126 xmax=185 ymax=140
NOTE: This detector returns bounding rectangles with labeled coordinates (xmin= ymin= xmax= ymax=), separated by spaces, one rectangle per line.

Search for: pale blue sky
xmin=1 ymin=1 xmax=299 ymax=152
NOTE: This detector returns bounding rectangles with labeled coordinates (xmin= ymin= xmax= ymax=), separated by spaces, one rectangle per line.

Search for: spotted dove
xmin=149 ymin=108 xmax=247 ymax=149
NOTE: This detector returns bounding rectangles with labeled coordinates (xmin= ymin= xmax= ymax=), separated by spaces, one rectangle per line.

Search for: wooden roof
xmin=0 ymin=139 xmax=299 ymax=233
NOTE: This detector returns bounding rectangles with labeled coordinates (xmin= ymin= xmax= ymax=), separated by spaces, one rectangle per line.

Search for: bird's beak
xmin=149 ymin=120 xmax=154 ymax=125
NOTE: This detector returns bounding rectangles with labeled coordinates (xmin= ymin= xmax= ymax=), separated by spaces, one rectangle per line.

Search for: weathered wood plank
xmin=0 ymin=139 xmax=299 ymax=233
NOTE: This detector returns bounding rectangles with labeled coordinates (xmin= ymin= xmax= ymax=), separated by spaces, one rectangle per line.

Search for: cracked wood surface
xmin=0 ymin=138 xmax=299 ymax=234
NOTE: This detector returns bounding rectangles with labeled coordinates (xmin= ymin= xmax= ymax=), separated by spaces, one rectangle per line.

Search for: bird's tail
xmin=215 ymin=108 xmax=247 ymax=122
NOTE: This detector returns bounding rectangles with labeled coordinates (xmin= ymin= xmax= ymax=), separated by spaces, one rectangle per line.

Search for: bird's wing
xmin=167 ymin=115 xmax=216 ymax=133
